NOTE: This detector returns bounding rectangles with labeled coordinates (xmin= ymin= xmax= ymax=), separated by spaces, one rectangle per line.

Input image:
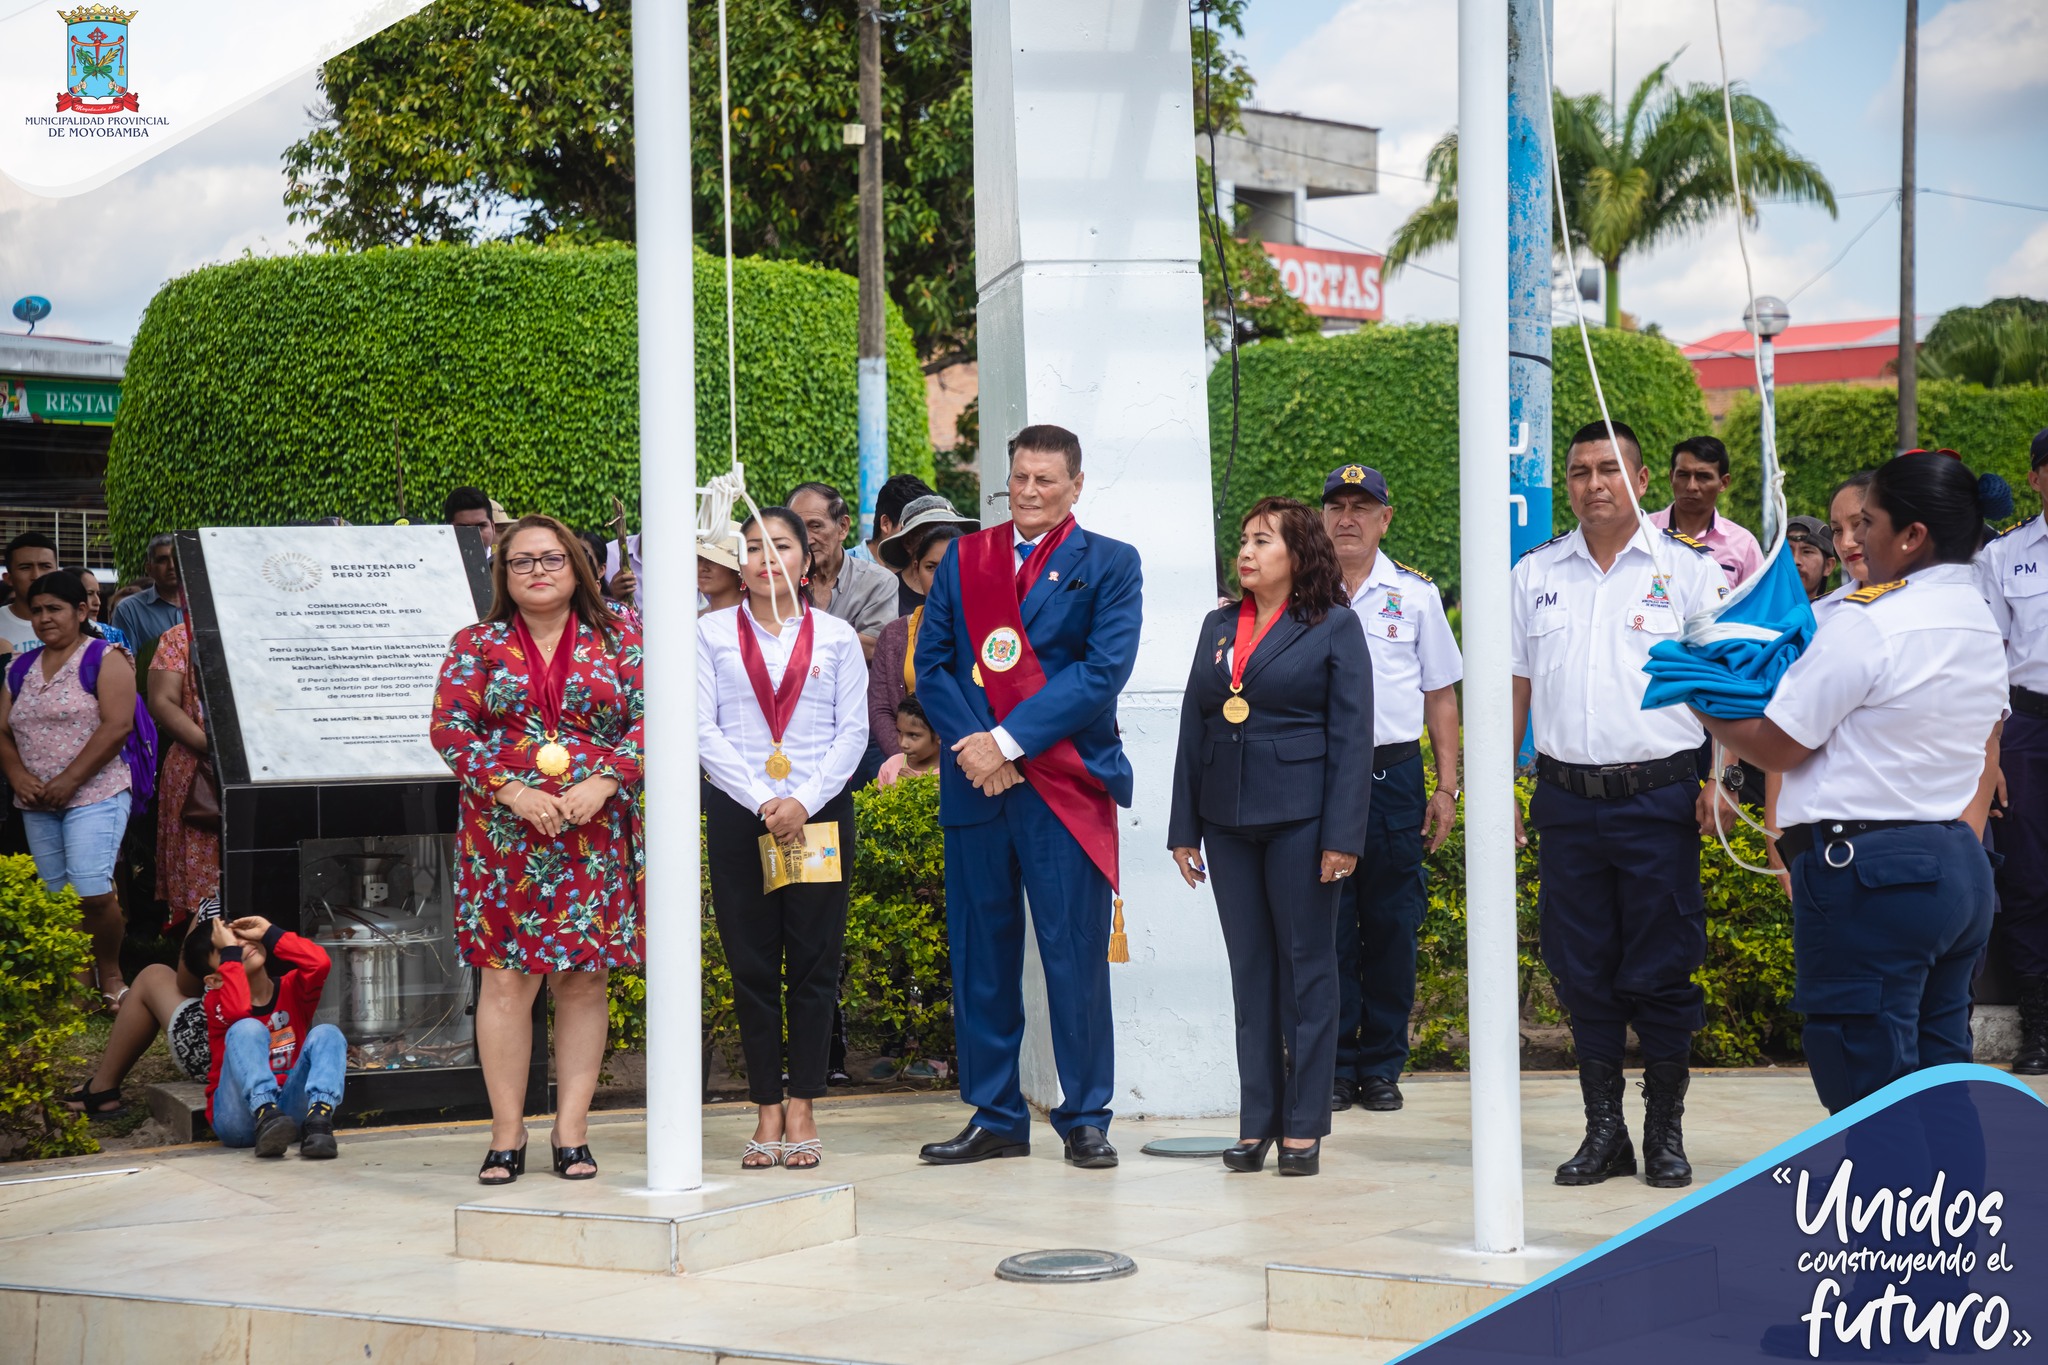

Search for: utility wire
xmin=1252 ymin=204 xmax=1460 ymax=284
xmin=1786 ymin=193 xmax=1899 ymax=303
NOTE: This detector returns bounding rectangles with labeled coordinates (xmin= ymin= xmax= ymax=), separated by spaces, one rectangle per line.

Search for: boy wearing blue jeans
xmin=194 ymin=915 xmax=344 ymax=1158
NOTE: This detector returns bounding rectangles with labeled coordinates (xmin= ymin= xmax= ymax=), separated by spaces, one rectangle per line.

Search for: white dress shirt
xmin=1810 ymin=579 xmax=1854 ymax=628
xmin=1769 ymin=563 xmax=2007 ymax=825
xmin=1510 ymin=525 xmax=1731 ymax=765
xmin=1345 ymin=552 xmax=1463 ymax=746
xmin=1976 ymin=513 xmax=2048 ymax=692
xmin=698 ymin=604 xmax=870 ymax=816
xmin=988 ymin=525 xmax=1046 ymax=762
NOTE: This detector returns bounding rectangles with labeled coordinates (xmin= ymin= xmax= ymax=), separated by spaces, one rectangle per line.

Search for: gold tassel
xmin=1106 ymin=895 xmax=1129 ymax=964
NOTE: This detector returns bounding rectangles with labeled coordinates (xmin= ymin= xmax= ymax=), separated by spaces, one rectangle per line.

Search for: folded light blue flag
xmin=1641 ymin=549 xmax=1816 ymax=719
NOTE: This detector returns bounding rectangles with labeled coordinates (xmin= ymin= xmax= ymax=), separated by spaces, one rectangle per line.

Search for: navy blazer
xmin=916 ymin=523 xmax=1144 ymax=828
xmin=1166 ymin=602 xmax=1373 ymax=852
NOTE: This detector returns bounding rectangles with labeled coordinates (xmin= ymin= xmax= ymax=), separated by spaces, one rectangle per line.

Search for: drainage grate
xmin=1137 ymin=1136 xmax=1239 ymax=1159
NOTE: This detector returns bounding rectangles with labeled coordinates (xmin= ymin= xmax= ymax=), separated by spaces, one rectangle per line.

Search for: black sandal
xmin=62 ymin=1082 xmax=128 ymax=1119
xmin=552 ymin=1141 xmax=598 ymax=1180
xmin=477 ymin=1143 xmax=527 ymax=1185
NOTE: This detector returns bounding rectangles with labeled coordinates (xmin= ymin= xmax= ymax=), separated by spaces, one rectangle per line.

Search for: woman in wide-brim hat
xmin=699 ymin=521 xmax=746 ymax=615
xmin=869 ymin=497 xmax=981 ymax=761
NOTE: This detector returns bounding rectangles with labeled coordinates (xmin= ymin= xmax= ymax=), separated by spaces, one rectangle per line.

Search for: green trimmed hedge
xmin=1 ymin=856 xmax=95 ymax=1160
xmin=107 ymin=243 xmax=933 ymax=572
xmin=1724 ymin=381 xmax=2048 ymax=533
xmin=1206 ymin=323 xmax=1712 ymax=598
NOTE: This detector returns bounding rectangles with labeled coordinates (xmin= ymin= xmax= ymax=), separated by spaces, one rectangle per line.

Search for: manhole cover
xmin=1138 ymin=1136 xmax=1238 ymax=1159
xmin=995 ymin=1248 xmax=1137 ymax=1283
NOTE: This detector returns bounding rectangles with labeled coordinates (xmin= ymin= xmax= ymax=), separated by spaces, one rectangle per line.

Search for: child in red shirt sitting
xmin=190 ymin=914 xmax=345 ymax=1158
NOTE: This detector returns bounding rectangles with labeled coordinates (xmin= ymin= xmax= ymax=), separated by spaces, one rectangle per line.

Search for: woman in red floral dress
xmin=431 ymin=515 xmax=643 ymax=1185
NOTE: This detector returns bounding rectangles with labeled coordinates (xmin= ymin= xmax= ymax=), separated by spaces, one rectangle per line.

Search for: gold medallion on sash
xmin=536 ymin=736 xmax=572 ymax=777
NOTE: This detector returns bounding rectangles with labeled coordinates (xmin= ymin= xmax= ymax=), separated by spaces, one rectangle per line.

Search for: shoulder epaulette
xmin=1391 ymin=558 xmax=1434 ymax=584
xmin=1517 ymin=533 xmax=1568 ymax=563
xmin=1846 ymin=579 xmax=1908 ymax=605
xmin=1662 ymin=527 xmax=1711 ymax=554
xmin=1993 ymin=513 xmax=2041 ymax=541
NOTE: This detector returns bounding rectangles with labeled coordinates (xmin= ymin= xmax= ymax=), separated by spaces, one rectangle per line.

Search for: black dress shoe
xmin=1330 ymin=1078 xmax=1357 ymax=1112
xmin=1061 ymin=1125 xmax=1118 ymax=1169
xmin=1358 ymin=1077 xmax=1403 ymax=1112
xmin=1277 ymin=1138 xmax=1321 ymax=1177
xmin=919 ymin=1124 xmax=1030 ymax=1165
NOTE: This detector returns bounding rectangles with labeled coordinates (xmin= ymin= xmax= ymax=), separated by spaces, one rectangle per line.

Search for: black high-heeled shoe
xmin=478 ymin=1142 xmax=527 ymax=1185
xmin=1277 ymin=1139 xmax=1322 ymax=1177
xmin=551 ymin=1137 xmax=598 ymax=1180
xmin=1222 ymin=1138 xmax=1274 ymax=1173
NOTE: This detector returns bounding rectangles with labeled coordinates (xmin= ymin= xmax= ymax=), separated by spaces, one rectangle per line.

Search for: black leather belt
xmin=1536 ymin=750 xmax=1699 ymax=801
xmin=1776 ymin=819 xmax=1930 ymax=866
xmin=2013 ymin=685 xmax=2048 ymax=720
xmin=1373 ymin=739 xmax=1421 ymax=770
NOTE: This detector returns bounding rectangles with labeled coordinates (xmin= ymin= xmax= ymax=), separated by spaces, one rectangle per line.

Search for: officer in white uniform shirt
xmin=1975 ymin=428 xmax=2048 ymax=1075
xmin=1701 ymin=452 xmax=2007 ymax=1115
xmin=1319 ymin=464 xmax=1462 ymax=1114
xmin=1511 ymin=420 xmax=1729 ymax=1191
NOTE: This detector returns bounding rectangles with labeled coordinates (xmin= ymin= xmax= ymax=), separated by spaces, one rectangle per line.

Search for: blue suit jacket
xmin=915 ymin=524 xmax=1143 ymax=828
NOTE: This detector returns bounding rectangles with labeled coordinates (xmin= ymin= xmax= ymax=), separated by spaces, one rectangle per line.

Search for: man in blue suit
xmin=915 ymin=423 xmax=1143 ymax=1169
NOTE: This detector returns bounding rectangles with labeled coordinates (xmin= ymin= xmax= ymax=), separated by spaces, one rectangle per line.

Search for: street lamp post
xmin=1744 ymin=294 xmax=1790 ymax=549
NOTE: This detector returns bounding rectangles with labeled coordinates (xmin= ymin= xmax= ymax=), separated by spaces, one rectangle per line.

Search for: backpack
xmin=6 ymin=637 xmax=159 ymax=815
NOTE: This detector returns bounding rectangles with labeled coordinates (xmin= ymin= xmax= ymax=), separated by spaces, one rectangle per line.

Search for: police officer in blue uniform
xmin=1322 ymin=465 xmax=1463 ymax=1113
xmin=1977 ymin=429 xmax=2048 ymax=1074
xmin=1701 ymin=451 xmax=2008 ymax=1114
xmin=1511 ymin=421 xmax=1729 ymax=1188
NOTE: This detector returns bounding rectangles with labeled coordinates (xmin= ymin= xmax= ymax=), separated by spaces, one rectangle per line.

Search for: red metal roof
xmin=1682 ymin=316 xmax=1925 ymax=360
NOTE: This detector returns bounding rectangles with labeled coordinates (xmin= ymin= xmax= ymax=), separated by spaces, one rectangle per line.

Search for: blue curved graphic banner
xmin=1403 ymin=1065 xmax=2047 ymax=1361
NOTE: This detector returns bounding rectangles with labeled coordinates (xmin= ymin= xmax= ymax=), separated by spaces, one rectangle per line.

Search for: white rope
xmin=695 ymin=2 xmax=797 ymax=624
xmin=1702 ymin=0 xmax=1789 ymax=873
xmin=1532 ymin=0 xmax=1666 ymax=581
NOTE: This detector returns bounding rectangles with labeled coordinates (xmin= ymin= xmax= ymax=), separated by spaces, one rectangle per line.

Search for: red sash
xmin=955 ymin=521 xmax=1118 ymax=892
xmin=735 ymin=605 xmax=816 ymax=747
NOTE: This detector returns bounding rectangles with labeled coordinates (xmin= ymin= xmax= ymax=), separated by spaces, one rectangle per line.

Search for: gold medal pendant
xmin=536 ymin=737 xmax=572 ymax=777
xmin=971 ymin=663 xmax=984 ymax=688
xmin=1222 ymin=688 xmax=1250 ymax=724
xmin=765 ymin=746 xmax=793 ymax=781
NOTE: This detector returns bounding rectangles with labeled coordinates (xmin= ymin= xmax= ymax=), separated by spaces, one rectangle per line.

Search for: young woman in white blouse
xmin=698 ymin=507 xmax=869 ymax=1169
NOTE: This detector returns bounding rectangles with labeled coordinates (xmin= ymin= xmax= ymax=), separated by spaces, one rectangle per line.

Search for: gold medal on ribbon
xmin=536 ymin=737 xmax=572 ymax=777
xmin=1222 ymin=690 xmax=1251 ymax=724
xmin=765 ymin=746 xmax=793 ymax=781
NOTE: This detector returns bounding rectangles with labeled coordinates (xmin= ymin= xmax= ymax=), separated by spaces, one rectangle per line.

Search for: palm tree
xmin=1919 ymin=310 xmax=2048 ymax=388
xmin=1385 ymin=58 xmax=1836 ymax=329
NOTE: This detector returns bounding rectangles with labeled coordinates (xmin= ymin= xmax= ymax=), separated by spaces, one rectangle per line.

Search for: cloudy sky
xmin=1248 ymin=0 xmax=2048 ymax=343
xmin=1 ymin=0 xmax=2044 ymax=346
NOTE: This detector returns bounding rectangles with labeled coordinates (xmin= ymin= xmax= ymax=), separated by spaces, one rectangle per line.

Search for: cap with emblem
xmin=2031 ymin=427 xmax=2048 ymax=470
xmin=1321 ymin=464 xmax=1391 ymax=505
xmin=1785 ymin=515 xmax=1834 ymax=559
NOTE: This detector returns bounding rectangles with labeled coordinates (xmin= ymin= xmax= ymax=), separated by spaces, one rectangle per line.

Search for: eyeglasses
xmin=506 ymin=552 xmax=569 ymax=575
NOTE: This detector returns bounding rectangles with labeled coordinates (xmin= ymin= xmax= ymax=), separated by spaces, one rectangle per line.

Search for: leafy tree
xmin=1385 ymin=59 xmax=1836 ymax=328
xmin=1920 ymin=297 xmax=2048 ymax=389
xmin=284 ymin=0 xmax=975 ymax=365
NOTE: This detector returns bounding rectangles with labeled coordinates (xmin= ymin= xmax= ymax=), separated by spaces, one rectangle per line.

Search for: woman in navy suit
xmin=1169 ymin=496 xmax=1372 ymax=1177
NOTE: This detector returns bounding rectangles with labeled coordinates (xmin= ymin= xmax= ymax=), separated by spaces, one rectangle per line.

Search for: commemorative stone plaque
xmin=198 ymin=524 xmax=481 ymax=783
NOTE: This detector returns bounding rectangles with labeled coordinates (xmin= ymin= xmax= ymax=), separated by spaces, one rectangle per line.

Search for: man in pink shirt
xmin=1647 ymin=435 xmax=1764 ymax=587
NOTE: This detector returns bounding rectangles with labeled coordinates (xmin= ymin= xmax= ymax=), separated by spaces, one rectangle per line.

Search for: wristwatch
xmin=1719 ymin=764 xmax=1746 ymax=793
xmin=1437 ymin=786 xmax=1462 ymax=802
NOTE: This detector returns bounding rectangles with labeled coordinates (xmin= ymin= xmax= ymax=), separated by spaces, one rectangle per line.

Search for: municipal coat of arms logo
xmin=979 ymin=626 xmax=1023 ymax=674
xmin=58 ymin=5 xmax=140 ymax=114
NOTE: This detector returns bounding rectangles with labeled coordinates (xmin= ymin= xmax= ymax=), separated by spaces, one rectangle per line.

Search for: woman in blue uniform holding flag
xmin=1695 ymin=452 xmax=2008 ymax=1114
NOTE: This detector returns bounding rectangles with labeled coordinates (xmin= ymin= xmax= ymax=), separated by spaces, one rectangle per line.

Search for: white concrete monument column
xmin=971 ymin=0 xmax=1236 ymax=1120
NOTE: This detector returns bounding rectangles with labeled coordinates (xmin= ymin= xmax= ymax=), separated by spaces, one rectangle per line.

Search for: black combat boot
xmin=1638 ymin=1059 xmax=1693 ymax=1188
xmin=2015 ymin=976 xmax=2048 ymax=1076
xmin=1554 ymin=1058 xmax=1636 ymax=1186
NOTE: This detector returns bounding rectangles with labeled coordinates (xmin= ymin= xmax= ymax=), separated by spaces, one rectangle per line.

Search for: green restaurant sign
xmin=1 ymin=376 xmax=122 ymax=426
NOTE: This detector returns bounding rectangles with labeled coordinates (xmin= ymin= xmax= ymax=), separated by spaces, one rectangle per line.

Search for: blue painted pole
xmin=1507 ymin=0 xmax=1552 ymax=772
xmin=1507 ymin=0 xmax=1552 ymax=565
xmin=856 ymin=0 xmax=888 ymax=544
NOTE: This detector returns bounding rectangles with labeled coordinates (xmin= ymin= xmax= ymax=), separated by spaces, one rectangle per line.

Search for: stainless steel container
xmin=312 ymin=905 xmax=442 ymax=1040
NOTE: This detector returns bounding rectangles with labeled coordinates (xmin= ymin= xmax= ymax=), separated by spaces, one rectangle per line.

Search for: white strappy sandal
xmin=781 ymin=1138 xmax=823 ymax=1171
xmin=741 ymin=1139 xmax=784 ymax=1170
